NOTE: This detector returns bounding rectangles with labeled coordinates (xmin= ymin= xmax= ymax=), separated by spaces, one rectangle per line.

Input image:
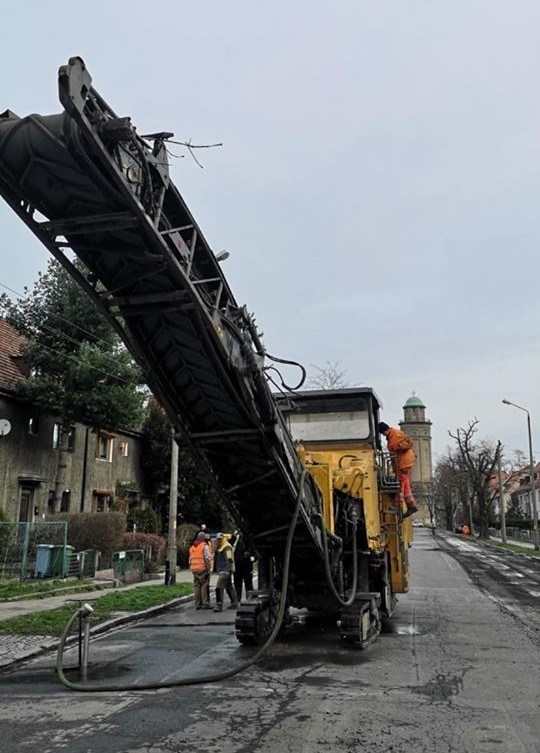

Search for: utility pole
xmin=502 ymin=400 xmax=540 ymax=551
xmin=165 ymin=430 xmax=179 ymax=585
xmin=497 ymin=445 xmax=507 ymax=544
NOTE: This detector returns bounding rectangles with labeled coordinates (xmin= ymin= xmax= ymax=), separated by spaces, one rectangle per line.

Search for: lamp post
xmin=502 ymin=400 xmax=540 ymax=550
xmin=497 ymin=444 xmax=507 ymax=544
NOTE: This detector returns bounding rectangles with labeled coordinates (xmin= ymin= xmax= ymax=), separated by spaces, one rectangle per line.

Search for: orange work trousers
xmin=398 ymin=468 xmax=416 ymax=510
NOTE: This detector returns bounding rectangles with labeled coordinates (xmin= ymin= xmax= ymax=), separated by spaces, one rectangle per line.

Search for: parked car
xmin=412 ymin=520 xmax=423 ymax=527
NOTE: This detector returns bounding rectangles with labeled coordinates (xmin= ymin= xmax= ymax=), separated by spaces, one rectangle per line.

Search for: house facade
xmin=508 ymin=463 xmax=540 ymax=520
xmin=0 ymin=319 xmax=147 ymax=522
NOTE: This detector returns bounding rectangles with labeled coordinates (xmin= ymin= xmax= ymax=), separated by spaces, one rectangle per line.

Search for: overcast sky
xmin=1 ymin=1 xmax=539 ymax=461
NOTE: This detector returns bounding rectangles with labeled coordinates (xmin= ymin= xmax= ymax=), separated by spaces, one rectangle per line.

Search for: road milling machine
xmin=0 ymin=58 xmax=412 ymax=648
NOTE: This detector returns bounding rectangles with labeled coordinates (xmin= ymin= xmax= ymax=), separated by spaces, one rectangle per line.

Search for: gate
xmin=112 ymin=549 xmax=145 ymax=584
xmin=0 ymin=521 xmax=68 ymax=582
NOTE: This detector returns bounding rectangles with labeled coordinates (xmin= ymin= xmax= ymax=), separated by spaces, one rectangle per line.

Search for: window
xmin=283 ymin=395 xmax=372 ymax=443
xmin=93 ymin=493 xmax=112 ymax=513
xmin=52 ymin=423 xmax=75 ymax=452
xmin=288 ymin=410 xmax=370 ymax=442
xmin=65 ymin=427 xmax=75 ymax=452
xmin=28 ymin=417 xmax=40 ymax=435
xmin=60 ymin=490 xmax=70 ymax=513
xmin=118 ymin=440 xmax=129 ymax=457
xmin=96 ymin=432 xmax=113 ymax=461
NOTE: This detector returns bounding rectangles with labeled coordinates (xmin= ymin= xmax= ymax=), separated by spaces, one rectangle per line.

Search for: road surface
xmin=1 ymin=528 xmax=538 ymax=753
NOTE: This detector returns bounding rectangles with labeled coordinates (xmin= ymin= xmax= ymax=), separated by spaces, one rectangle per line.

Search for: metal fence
xmin=0 ymin=521 xmax=68 ymax=581
xmin=112 ymin=549 xmax=145 ymax=584
xmin=488 ymin=526 xmax=534 ymax=543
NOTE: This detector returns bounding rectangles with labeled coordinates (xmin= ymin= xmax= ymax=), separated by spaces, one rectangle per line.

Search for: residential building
xmin=0 ymin=319 xmax=147 ymax=522
xmin=509 ymin=462 xmax=540 ymax=520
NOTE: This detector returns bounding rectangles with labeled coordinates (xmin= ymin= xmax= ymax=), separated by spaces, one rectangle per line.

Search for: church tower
xmin=399 ymin=393 xmax=432 ymax=521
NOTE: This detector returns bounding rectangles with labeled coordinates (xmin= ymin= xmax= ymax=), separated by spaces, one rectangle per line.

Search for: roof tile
xmin=0 ymin=319 xmax=28 ymax=392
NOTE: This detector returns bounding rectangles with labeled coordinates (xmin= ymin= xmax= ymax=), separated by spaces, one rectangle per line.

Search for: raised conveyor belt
xmin=0 ymin=58 xmax=327 ymax=584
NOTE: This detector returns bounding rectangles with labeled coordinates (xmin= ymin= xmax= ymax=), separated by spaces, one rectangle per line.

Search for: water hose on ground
xmin=55 ymin=470 xmax=309 ymax=692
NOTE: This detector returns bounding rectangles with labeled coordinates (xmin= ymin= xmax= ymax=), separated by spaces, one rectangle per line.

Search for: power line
xmin=0 ymin=278 xmax=141 ymax=382
xmin=28 ymin=339 xmax=139 ymax=387
xmin=0 ymin=279 xmax=142 ymax=388
xmin=0 ymin=279 xmax=123 ymax=355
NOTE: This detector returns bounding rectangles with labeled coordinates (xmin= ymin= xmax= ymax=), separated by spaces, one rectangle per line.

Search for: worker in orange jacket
xmin=378 ymin=422 xmax=418 ymax=518
xmin=189 ymin=532 xmax=212 ymax=609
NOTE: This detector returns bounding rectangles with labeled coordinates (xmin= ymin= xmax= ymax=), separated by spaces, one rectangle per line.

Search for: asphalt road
xmin=1 ymin=529 xmax=538 ymax=753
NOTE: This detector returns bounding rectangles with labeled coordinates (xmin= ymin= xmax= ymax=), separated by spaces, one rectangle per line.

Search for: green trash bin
xmin=50 ymin=545 xmax=75 ymax=577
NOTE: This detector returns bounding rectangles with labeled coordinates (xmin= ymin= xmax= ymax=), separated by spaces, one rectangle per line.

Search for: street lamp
xmin=502 ymin=399 xmax=540 ymax=550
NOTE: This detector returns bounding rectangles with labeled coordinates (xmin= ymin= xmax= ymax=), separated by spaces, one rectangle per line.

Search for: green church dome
xmin=404 ymin=394 xmax=425 ymax=408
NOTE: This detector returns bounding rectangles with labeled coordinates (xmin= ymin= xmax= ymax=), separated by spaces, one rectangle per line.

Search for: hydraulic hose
xmin=315 ymin=475 xmax=359 ymax=608
xmin=55 ymin=470 xmax=310 ymax=692
xmin=320 ymin=517 xmax=359 ymax=608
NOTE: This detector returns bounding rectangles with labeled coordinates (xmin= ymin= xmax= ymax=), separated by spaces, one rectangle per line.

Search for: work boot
xmin=195 ymin=605 xmax=202 ymax=610
xmin=227 ymin=602 xmax=238 ymax=610
xmin=403 ymin=507 xmax=418 ymax=519
xmin=201 ymin=604 xmax=212 ymax=610
xmin=213 ymin=604 xmax=223 ymax=612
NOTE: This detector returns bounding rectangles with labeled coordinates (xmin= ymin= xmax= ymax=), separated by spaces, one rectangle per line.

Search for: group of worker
xmin=188 ymin=527 xmax=254 ymax=612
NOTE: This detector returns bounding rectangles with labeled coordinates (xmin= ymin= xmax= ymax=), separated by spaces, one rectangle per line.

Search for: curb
xmin=3 ymin=580 xmax=117 ymax=603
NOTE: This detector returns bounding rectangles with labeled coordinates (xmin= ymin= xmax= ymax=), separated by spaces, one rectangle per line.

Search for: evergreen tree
xmin=141 ymin=398 xmax=231 ymax=531
xmin=0 ymin=259 xmax=144 ymax=510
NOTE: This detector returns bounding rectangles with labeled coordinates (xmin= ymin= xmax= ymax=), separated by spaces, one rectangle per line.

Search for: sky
xmin=0 ymin=0 xmax=539 ymax=462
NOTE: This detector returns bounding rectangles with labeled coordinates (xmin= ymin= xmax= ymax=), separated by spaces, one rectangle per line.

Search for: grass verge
xmin=484 ymin=540 xmax=539 ymax=557
xmin=0 ymin=583 xmax=193 ymax=637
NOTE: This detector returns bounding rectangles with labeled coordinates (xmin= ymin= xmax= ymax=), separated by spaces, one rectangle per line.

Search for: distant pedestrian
xmin=231 ymin=530 xmax=254 ymax=601
xmin=189 ymin=532 xmax=212 ymax=610
xmin=213 ymin=533 xmax=238 ymax=612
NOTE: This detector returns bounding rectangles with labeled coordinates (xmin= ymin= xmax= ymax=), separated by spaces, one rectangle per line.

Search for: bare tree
xmin=448 ymin=420 xmax=502 ymax=539
xmin=513 ymin=449 xmax=528 ymax=469
xmin=432 ymin=450 xmax=470 ymax=531
xmin=308 ymin=361 xmax=349 ymax=389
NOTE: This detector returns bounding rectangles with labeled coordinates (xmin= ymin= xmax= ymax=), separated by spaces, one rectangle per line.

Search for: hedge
xmin=50 ymin=512 xmax=126 ymax=568
xmin=122 ymin=532 xmax=166 ymax=572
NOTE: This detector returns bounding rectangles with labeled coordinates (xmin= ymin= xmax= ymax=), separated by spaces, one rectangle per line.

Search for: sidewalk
xmin=0 ymin=568 xmax=199 ymax=671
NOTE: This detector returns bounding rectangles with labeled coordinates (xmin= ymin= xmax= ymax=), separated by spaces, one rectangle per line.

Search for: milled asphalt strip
xmin=436 ymin=531 xmax=540 ymax=639
xmin=0 ymin=592 xmax=195 ymax=674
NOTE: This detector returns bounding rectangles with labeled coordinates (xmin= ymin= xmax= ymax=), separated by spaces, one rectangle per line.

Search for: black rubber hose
xmin=314 ymin=469 xmax=359 ymax=608
xmin=338 ymin=454 xmax=359 ymax=469
xmin=320 ymin=516 xmax=359 ymax=608
xmin=55 ymin=470 xmax=310 ymax=692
